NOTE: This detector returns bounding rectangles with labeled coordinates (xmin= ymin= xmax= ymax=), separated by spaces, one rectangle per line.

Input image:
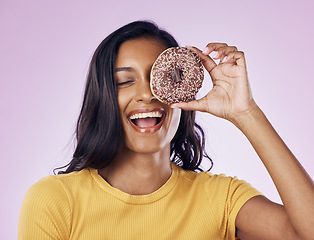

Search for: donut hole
xmin=171 ymin=68 xmax=183 ymax=83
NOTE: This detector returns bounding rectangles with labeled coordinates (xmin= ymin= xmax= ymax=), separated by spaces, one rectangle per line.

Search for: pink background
xmin=1 ymin=0 xmax=314 ymax=238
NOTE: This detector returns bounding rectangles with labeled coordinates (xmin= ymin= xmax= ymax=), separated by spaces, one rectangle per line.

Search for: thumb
xmin=171 ymin=98 xmax=208 ymax=113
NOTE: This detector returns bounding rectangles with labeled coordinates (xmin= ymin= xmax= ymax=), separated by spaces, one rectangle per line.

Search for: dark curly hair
xmin=56 ymin=20 xmax=212 ymax=174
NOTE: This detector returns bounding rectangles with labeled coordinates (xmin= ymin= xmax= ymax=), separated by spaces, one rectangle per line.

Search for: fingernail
xmin=221 ymin=56 xmax=227 ymax=63
xmin=202 ymin=47 xmax=209 ymax=54
xmin=212 ymin=51 xmax=219 ymax=59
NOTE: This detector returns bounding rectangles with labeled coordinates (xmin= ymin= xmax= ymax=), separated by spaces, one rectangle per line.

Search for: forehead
xmin=115 ymin=38 xmax=168 ymax=67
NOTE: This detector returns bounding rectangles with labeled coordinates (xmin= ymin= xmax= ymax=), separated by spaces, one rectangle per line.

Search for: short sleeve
xmin=225 ymin=176 xmax=262 ymax=239
xmin=18 ymin=176 xmax=72 ymax=240
xmin=205 ymin=173 xmax=262 ymax=240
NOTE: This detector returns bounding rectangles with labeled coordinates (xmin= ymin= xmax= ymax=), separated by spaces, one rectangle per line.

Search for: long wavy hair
xmin=57 ymin=20 xmax=212 ymax=174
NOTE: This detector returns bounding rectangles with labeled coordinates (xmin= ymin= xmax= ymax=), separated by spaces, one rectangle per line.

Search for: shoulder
xmin=23 ymin=175 xmax=67 ymax=206
xmin=25 ymin=169 xmax=91 ymax=200
xmin=176 ymin=165 xmax=246 ymax=191
xmin=176 ymin=167 xmax=262 ymax=238
xmin=176 ymin=165 xmax=261 ymax=205
xmin=18 ymin=169 xmax=92 ymax=239
xmin=20 ymin=169 xmax=94 ymax=220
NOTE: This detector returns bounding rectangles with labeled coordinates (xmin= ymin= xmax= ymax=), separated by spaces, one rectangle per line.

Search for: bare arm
xmin=234 ymin=106 xmax=314 ymax=240
xmin=172 ymin=43 xmax=314 ymax=239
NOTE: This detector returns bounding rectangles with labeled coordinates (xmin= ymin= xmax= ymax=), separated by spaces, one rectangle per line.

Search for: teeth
xmin=130 ymin=111 xmax=162 ymax=120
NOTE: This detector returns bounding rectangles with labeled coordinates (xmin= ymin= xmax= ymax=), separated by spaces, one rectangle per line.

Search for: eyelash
xmin=116 ymin=80 xmax=135 ymax=86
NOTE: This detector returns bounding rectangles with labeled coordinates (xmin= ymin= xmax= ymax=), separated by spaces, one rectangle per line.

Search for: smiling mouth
xmin=128 ymin=110 xmax=165 ymax=133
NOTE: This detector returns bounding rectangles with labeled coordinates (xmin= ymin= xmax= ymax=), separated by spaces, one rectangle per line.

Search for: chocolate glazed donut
xmin=150 ymin=47 xmax=204 ymax=104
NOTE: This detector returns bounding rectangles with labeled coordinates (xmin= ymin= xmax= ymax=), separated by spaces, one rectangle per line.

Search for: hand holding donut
xmin=171 ymin=43 xmax=258 ymax=123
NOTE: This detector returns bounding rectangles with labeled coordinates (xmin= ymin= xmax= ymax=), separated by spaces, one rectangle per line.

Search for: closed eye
xmin=116 ymin=80 xmax=135 ymax=88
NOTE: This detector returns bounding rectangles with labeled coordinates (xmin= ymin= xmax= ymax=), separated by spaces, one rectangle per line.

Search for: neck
xmin=98 ymin=146 xmax=172 ymax=195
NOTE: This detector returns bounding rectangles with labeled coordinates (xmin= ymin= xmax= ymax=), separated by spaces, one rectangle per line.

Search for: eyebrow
xmin=114 ymin=67 xmax=135 ymax=72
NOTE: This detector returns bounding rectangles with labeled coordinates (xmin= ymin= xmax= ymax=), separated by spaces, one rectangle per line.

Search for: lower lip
xmin=128 ymin=115 xmax=165 ymax=133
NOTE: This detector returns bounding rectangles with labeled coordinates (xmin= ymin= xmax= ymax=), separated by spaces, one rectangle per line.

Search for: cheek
xmin=116 ymin=91 xmax=131 ymax=138
xmin=117 ymin=90 xmax=131 ymax=115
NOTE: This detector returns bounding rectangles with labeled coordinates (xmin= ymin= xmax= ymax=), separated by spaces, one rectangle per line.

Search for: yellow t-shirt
xmin=18 ymin=162 xmax=261 ymax=240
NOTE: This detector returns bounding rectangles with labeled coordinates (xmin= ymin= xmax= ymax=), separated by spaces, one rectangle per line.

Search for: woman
xmin=18 ymin=21 xmax=314 ymax=239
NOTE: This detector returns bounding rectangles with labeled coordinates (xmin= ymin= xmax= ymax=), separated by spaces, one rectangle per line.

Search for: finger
xmin=224 ymin=51 xmax=246 ymax=67
xmin=207 ymin=45 xmax=238 ymax=62
xmin=215 ymin=46 xmax=238 ymax=62
xmin=202 ymin=43 xmax=237 ymax=63
xmin=186 ymin=46 xmax=217 ymax=73
xmin=202 ymin=43 xmax=228 ymax=55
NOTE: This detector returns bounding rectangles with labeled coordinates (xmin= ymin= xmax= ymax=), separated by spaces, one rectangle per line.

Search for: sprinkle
xmin=150 ymin=47 xmax=204 ymax=104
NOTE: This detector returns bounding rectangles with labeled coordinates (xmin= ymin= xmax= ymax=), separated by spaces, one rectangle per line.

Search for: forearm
xmin=233 ymin=104 xmax=314 ymax=239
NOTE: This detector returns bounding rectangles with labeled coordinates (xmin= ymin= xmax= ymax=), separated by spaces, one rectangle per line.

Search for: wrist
xmin=230 ymin=101 xmax=264 ymax=131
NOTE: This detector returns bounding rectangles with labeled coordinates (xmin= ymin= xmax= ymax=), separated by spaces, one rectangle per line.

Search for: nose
xmin=135 ymin=75 xmax=157 ymax=103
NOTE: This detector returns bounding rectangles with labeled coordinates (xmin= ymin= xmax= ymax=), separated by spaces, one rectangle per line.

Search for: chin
xmin=124 ymin=135 xmax=171 ymax=154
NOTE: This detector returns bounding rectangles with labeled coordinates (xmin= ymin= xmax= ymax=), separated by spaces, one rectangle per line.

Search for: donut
xmin=150 ymin=47 xmax=204 ymax=104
